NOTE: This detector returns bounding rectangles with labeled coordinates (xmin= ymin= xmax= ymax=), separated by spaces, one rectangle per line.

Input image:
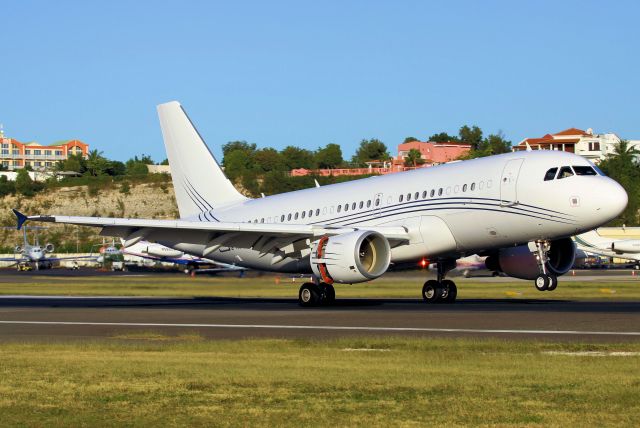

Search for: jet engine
xmin=485 ymin=238 xmax=576 ymax=280
xmin=310 ymin=230 xmax=391 ymax=284
xmin=14 ymin=245 xmax=22 ymax=253
xmin=612 ymin=240 xmax=640 ymax=254
xmin=45 ymin=243 xmax=55 ymax=253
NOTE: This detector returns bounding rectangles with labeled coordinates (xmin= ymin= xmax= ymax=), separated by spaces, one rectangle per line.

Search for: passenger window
xmin=359 ymin=201 xmax=363 ymax=209
xmin=414 ymin=192 xmax=419 ymax=200
xmin=406 ymin=193 xmax=410 ymax=201
xmin=351 ymin=202 xmax=356 ymax=210
xmin=573 ymin=166 xmax=597 ymax=176
xmin=430 ymin=189 xmax=435 ymax=197
xmin=438 ymin=188 xmax=443 ymax=196
xmin=309 ymin=210 xmax=313 ymax=217
xmin=301 ymin=211 xmax=306 ymax=219
xmin=367 ymin=200 xmax=372 ymax=208
xmin=544 ymin=167 xmax=558 ymax=181
xmin=337 ymin=205 xmax=342 ymax=213
xmin=261 ymin=218 xmax=264 ymax=223
xmin=470 ymin=182 xmax=475 ymax=191
xmin=375 ymin=198 xmax=381 ymax=206
xmin=422 ymin=191 xmax=427 ymax=198
xmin=345 ymin=204 xmax=349 ymax=212
xmin=315 ymin=209 xmax=320 ymax=216
xmin=294 ymin=213 xmax=299 ymax=220
xmin=462 ymin=184 xmax=467 ymax=192
xmin=557 ymin=166 xmax=574 ymax=179
xmin=287 ymin=214 xmax=292 ymax=221
xmin=281 ymin=215 xmax=285 ymax=222
xmin=399 ymin=195 xmax=404 ymax=202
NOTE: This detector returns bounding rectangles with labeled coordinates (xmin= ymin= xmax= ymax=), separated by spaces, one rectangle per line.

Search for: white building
xmin=513 ymin=128 xmax=640 ymax=163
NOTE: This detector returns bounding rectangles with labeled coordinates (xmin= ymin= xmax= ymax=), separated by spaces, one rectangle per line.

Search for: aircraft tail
xmin=157 ymin=101 xmax=247 ymax=218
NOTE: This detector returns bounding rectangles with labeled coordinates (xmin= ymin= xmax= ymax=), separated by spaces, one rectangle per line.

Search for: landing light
xmin=419 ymin=258 xmax=429 ymax=268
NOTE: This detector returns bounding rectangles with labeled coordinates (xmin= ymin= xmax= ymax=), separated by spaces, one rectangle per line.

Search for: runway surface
xmin=1 ymin=295 xmax=640 ymax=342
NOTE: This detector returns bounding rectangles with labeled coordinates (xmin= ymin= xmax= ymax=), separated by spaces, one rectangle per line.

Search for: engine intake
xmin=311 ymin=230 xmax=391 ymax=284
xmin=45 ymin=243 xmax=55 ymax=253
xmin=485 ymin=238 xmax=576 ymax=280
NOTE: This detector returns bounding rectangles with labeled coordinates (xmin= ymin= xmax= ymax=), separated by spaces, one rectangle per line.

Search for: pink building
xmin=396 ymin=141 xmax=471 ymax=164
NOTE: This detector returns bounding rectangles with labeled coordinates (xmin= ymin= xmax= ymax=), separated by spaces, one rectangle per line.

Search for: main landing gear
xmin=422 ymin=259 xmax=457 ymax=304
xmin=298 ymin=282 xmax=335 ymax=307
xmin=532 ymin=240 xmax=558 ymax=292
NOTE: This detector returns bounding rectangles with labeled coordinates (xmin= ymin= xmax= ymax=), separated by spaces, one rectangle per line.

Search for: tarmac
xmin=0 ymin=268 xmax=639 ymax=343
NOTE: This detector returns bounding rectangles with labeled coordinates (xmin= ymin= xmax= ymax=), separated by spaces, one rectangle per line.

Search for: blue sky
xmin=1 ymin=0 xmax=639 ymax=162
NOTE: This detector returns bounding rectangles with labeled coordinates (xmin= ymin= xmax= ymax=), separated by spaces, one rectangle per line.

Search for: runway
xmin=1 ymin=295 xmax=640 ymax=342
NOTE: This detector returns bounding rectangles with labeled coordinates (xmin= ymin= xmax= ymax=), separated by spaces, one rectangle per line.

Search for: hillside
xmin=0 ymin=181 xmax=178 ymax=252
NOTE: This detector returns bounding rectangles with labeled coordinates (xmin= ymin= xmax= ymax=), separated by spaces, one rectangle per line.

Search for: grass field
xmin=1 ymin=336 xmax=640 ymax=426
xmin=0 ymin=272 xmax=639 ymax=300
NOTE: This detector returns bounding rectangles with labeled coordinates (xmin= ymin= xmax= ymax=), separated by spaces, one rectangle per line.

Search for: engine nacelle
xmin=45 ymin=243 xmax=55 ymax=253
xmin=14 ymin=245 xmax=22 ymax=253
xmin=612 ymin=240 xmax=640 ymax=254
xmin=311 ymin=230 xmax=391 ymax=284
xmin=485 ymin=238 xmax=576 ymax=280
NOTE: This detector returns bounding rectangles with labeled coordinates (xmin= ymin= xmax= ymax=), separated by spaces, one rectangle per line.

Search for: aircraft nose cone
xmin=599 ymin=178 xmax=628 ymax=221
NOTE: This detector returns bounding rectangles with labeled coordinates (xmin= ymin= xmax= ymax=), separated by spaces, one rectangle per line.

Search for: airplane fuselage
xmin=159 ymin=150 xmax=626 ymax=273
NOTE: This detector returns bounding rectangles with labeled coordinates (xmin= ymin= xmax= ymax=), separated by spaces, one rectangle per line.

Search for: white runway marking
xmin=0 ymin=320 xmax=640 ymax=336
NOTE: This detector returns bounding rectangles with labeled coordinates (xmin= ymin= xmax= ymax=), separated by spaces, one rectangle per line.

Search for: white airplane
xmin=12 ymin=101 xmax=628 ymax=305
xmin=123 ymin=239 xmax=246 ymax=274
xmin=574 ymin=230 xmax=640 ymax=268
xmin=0 ymin=226 xmax=91 ymax=270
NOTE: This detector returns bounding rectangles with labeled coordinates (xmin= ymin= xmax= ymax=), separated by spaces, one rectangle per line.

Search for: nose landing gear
xmin=422 ymin=259 xmax=458 ymax=304
xmin=532 ymin=240 xmax=558 ymax=291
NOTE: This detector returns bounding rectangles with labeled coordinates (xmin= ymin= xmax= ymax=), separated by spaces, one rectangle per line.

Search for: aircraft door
xmin=500 ymin=158 xmax=524 ymax=206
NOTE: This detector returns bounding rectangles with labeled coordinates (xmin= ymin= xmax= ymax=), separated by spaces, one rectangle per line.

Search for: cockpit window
xmin=573 ymin=166 xmax=597 ymax=176
xmin=544 ymin=167 xmax=558 ymax=181
xmin=591 ymin=164 xmax=605 ymax=176
xmin=557 ymin=166 xmax=574 ymax=179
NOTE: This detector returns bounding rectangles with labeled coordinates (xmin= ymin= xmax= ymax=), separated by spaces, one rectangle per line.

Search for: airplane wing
xmin=45 ymin=255 xmax=99 ymax=262
xmin=13 ymin=210 xmax=410 ymax=259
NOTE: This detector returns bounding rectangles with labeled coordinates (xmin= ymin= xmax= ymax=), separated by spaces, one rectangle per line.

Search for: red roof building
xmin=513 ymin=128 xmax=591 ymax=153
xmin=0 ymin=135 xmax=89 ymax=170
xmin=396 ymin=141 xmax=471 ymax=164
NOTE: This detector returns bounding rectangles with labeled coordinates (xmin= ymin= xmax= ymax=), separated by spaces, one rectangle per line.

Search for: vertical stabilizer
xmin=157 ymin=101 xmax=247 ymax=218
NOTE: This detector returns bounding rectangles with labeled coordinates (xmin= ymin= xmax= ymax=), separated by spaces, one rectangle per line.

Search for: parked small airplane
xmin=12 ymin=101 xmax=628 ymax=305
xmin=574 ymin=230 xmax=640 ymax=268
xmin=122 ymin=239 xmax=246 ymax=274
xmin=0 ymin=226 xmax=89 ymax=270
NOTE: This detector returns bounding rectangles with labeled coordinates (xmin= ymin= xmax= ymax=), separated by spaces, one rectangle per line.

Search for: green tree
xmin=160 ymin=158 xmax=169 ymax=165
xmin=125 ymin=156 xmax=149 ymax=175
xmin=281 ymin=146 xmax=315 ymax=170
xmin=404 ymin=148 xmax=424 ymax=167
xmin=86 ymin=149 xmax=109 ymax=176
xmin=222 ymin=141 xmax=257 ymax=159
xmin=15 ymin=168 xmax=35 ymax=196
xmin=223 ymin=150 xmax=254 ymax=180
xmin=598 ymin=140 xmax=640 ymax=226
xmin=462 ymin=132 xmax=512 ymax=159
xmin=429 ymin=132 xmax=459 ymax=143
xmin=0 ymin=175 xmax=15 ymax=196
xmin=57 ymin=154 xmax=86 ymax=173
xmin=403 ymin=137 xmax=420 ymax=143
xmin=314 ymin=143 xmax=343 ymax=169
xmin=105 ymin=160 xmax=126 ymax=176
xmin=351 ymin=139 xmax=390 ymax=166
xmin=253 ymin=148 xmax=284 ymax=173
xmin=458 ymin=125 xmax=483 ymax=151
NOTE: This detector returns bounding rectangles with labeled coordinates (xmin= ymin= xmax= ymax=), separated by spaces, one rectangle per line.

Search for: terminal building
xmin=512 ymin=128 xmax=640 ymax=163
xmin=0 ymin=128 xmax=89 ymax=170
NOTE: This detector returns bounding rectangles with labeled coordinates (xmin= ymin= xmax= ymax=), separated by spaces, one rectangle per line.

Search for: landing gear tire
xmin=441 ymin=280 xmax=457 ymax=303
xmin=534 ymin=274 xmax=551 ymax=291
xmin=422 ymin=280 xmax=442 ymax=303
xmin=322 ymin=283 xmax=336 ymax=305
xmin=299 ymin=282 xmax=322 ymax=307
xmin=547 ymin=275 xmax=558 ymax=291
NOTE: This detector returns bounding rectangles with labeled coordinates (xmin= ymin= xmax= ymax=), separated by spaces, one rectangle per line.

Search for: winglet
xmin=12 ymin=209 xmax=28 ymax=230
